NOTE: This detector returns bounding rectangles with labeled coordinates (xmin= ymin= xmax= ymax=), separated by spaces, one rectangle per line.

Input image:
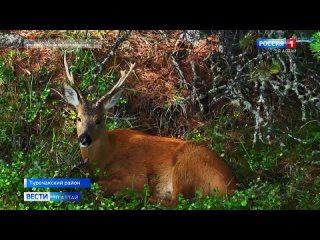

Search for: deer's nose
xmin=79 ymin=132 xmax=92 ymax=148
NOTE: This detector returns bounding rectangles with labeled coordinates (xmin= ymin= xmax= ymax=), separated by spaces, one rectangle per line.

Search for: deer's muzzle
xmin=79 ymin=132 xmax=92 ymax=148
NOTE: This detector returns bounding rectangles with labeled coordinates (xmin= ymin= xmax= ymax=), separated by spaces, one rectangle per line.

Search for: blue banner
xmin=256 ymin=38 xmax=286 ymax=49
xmin=50 ymin=192 xmax=80 ymax=202
xmin=24 ymin=192 xmax=80 ymax=202
xmin=24 ymin=178 xmax=91 ymax=188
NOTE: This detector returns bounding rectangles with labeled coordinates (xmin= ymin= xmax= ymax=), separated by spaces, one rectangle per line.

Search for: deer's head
xmin=63 ymin=53 xmax=135 ymax=148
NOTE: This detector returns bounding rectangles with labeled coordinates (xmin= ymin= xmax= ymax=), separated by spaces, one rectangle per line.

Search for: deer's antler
xmin=95 ymin=62 xmax=135 ymax=107
xmin=64 ymin=51 xmax=86 ymax=103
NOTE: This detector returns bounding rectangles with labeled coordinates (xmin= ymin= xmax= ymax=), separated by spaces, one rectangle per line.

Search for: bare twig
xmin=171 ymin=54 xmax=188 ymax=89
xmin=90 ymin=30 xmax=132 ymax=84
xmin=50 ymin=88 xmax=66 ymax=101
xmin=190 ymin=61 xmax=204 ymax=112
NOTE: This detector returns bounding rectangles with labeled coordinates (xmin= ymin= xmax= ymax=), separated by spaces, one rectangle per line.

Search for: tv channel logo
xmin=24 ymin=192 xmax=50 ymax=201
xmin=24 ymin=192 xmax=80 ymax=202
xmin=286 ymin=38 xmax=297 ymax=49
xmin=256 ymin=38 xmax=296 ymax=49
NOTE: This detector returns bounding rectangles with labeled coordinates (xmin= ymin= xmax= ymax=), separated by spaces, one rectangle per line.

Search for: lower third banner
xmin=24 ymin=192 xmax=80 ymax=202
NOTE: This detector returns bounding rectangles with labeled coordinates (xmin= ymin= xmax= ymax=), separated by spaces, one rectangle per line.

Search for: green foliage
xmin=239 ymin=31 xmax=256 ymax=51
xmin=252 ymin=59 xmax=281 ymax=78
xmin=19 ymin=77 xmax=51 ymax=123
xmin=310 ymin=32 xmax=320 ymax=60
xmin=0 ymin=58 xmax=14 ymax=86
xmin=187 ymin=129 xmax=205 ymax=142
xmin=175 ymin=179 xmax=281 ymax=210
xmin=270 ymin=59 xmax=281 ymax=75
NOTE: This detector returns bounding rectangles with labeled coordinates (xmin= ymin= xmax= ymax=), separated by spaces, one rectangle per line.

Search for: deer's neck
xmin=80 ymin=131 xmax=112 ymax=171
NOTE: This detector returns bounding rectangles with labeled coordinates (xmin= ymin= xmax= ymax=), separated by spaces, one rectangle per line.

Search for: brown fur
xmin=79 ymin=127 xmax=236 ymax=206
xmin=65 ymin=85 xmax=236 ymax=207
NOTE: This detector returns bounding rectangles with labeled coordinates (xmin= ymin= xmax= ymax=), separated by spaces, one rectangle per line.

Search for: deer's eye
xmin=95 ymin=119 xmax=101 ymax=125
xmin=77 ymin=117 xmax=81 ymax=122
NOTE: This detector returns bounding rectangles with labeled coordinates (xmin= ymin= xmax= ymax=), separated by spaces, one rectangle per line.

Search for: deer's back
xmin=106 ymin=129 xmax=185 ymax=168
xmin=104 ymin=129 xmax=235 ymax=198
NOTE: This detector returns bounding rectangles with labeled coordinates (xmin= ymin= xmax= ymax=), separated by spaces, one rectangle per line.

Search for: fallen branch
xmin=90 ymin=30 xmax=132 ymax=84
xmin=0 ymin=33 xmax=25 ymax=48
xmin=171 ymin=54 xmax=188 ymax=89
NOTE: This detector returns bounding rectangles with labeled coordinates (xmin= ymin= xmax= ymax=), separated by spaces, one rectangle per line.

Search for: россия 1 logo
xmin=256 ymin=38 xmax=296 ymax=49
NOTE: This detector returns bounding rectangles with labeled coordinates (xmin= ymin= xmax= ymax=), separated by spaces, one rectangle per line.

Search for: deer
xmin=62 ymin=53 xmax=236 ymax=207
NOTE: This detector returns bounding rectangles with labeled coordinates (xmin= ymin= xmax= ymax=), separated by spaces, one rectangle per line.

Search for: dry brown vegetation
xmin=2 ymin=30 xmax=219 ymax=137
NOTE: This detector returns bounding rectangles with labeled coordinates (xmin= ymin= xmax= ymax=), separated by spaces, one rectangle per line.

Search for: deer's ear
xmin=64 ymin=83 xmax=80 ymax=107
xmin=102 ymin=90 xmax=123 ymax=111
